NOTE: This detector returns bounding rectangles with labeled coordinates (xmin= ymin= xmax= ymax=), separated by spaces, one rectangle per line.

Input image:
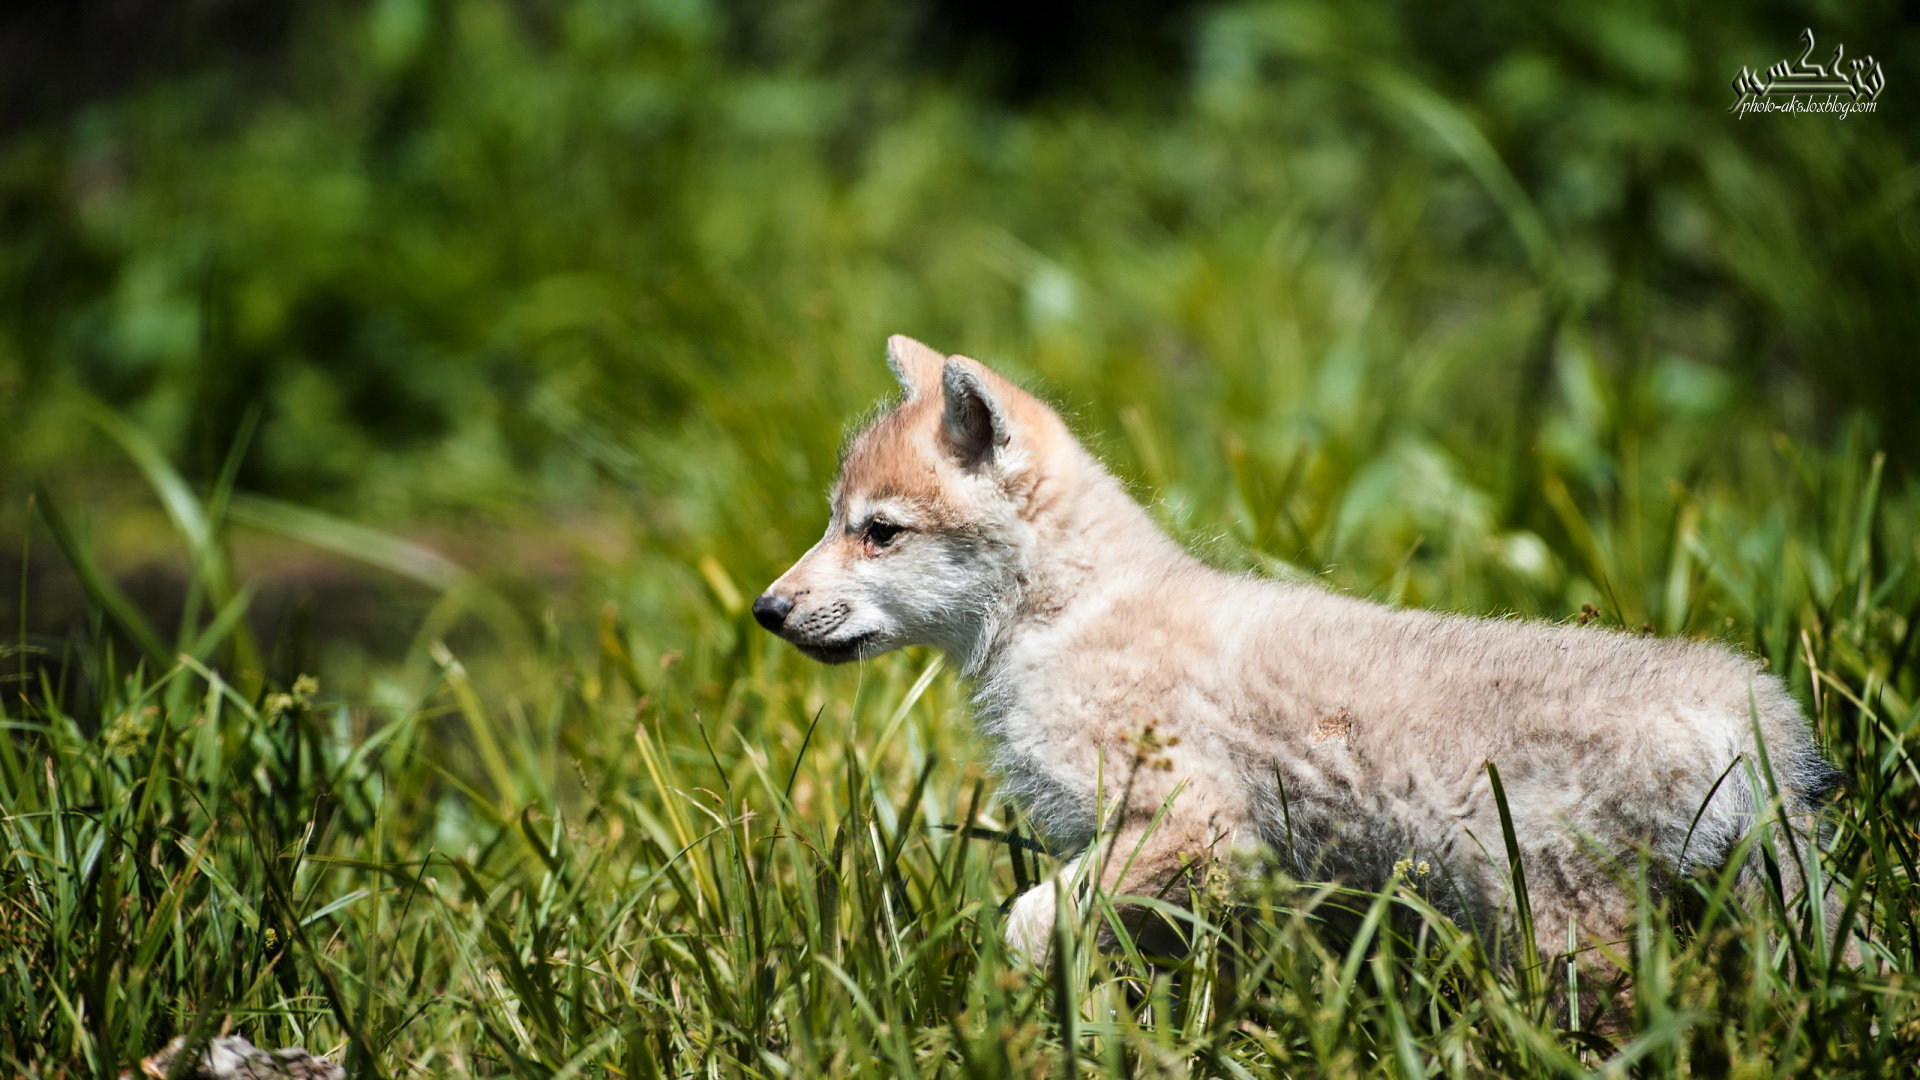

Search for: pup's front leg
xmin=1005 ymin=812 xmax=1224 ymax=964
xmin=1005 ymin=869 xmax=1071 ymax=963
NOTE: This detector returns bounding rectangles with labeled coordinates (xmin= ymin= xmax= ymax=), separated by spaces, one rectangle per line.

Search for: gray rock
xmin=136 ymin=1035 xmax=345 ymax=1080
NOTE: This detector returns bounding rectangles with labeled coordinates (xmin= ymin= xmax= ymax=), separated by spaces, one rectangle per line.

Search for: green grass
xmin=3 ymin=417 xmax=1920 ymax=1078
xmin=3 ymin=0 xmax=1920 ymax=1076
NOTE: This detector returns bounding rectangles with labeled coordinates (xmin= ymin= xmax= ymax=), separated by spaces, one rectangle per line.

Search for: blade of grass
xmin=32 ymin=487 xmax=170 ymax=673
xmin=1485 ymin=759 xmax=1543 ymax=1004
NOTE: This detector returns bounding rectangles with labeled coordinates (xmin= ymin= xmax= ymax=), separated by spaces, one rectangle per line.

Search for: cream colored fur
xmin=755 ymin=335 xmax=1843 ymax=969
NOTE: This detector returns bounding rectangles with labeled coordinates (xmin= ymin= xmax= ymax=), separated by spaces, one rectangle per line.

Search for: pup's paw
xmin=1004 ymin=885 xmax=1057 ymax=964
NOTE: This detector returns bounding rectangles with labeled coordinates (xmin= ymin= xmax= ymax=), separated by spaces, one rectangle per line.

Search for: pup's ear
xmin=940 ymin=358 xmax=1012 ymax=469
xmin=886 ymin=335 xmax=945 ymax=399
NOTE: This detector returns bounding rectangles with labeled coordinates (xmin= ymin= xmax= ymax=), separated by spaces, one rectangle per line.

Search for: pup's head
xmin=753 ymin=336 xmax=1073 ymax=666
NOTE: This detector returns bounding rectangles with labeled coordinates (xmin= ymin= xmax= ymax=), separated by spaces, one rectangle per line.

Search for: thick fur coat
xmin=753 ymin=335 xmax=1842 ymax=965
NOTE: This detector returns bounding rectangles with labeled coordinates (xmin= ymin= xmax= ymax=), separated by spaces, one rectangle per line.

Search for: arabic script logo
xmin=1732 ymin=29 xmax=1885 ymax=118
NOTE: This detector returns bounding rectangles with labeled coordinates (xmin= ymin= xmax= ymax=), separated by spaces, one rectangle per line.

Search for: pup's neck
xmin=964 ymin=448 xmax=1197 ymax=682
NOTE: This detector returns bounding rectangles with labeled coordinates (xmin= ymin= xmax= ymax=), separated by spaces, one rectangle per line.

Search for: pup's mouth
xmin=793 ymin=631 xmax=880 ymax=665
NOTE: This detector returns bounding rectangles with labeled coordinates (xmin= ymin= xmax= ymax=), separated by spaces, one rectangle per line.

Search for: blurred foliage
xmin=1 ymin=1 xmax=1914 ymax=557
xmin=3 ymin=1 xmax=1920 ymax=1074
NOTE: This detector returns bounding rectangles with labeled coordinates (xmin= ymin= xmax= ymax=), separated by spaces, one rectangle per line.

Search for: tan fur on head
xmin=755 ymin=336 xmax=1848 ymax=979
xmin=885 ymin=335 xmax=945 ymax=399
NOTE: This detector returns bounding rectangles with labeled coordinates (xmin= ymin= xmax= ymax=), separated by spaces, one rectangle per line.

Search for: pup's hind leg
xmin=1744 ymin=808 xmax=1861 ymax=968
xmin=1526 ymin=888 xmax=1637 ymax=1033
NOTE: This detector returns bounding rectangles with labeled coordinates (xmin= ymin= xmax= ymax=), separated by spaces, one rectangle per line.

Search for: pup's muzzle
xmin=752 ymin=592 xmax=794 ymax=632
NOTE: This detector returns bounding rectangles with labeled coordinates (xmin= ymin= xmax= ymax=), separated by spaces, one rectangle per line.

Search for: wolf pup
xmin=753 ymin=335 xmax=1843 ymax=966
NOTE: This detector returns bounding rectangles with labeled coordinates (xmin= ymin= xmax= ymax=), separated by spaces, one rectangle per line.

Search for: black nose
xmin=752 ymin=592 xmax=794 ymax=632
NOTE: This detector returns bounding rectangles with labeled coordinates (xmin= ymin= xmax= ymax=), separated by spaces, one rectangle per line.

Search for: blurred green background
xmin=6 ymin=3 xmax=1920 ymax=1074
xmin=1 ymin=0 xmax=1916 ymax=702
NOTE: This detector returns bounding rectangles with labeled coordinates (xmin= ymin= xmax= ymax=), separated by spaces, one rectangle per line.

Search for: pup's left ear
xmin=886 ymin=335 xmax=945 ymax=400
xmin=940 ymin=358 xmax=1012 ymax=470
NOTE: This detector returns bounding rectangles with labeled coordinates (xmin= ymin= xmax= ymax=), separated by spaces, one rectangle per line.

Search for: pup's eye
xmin=861 ymin=519 xmax=906 ymax=554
